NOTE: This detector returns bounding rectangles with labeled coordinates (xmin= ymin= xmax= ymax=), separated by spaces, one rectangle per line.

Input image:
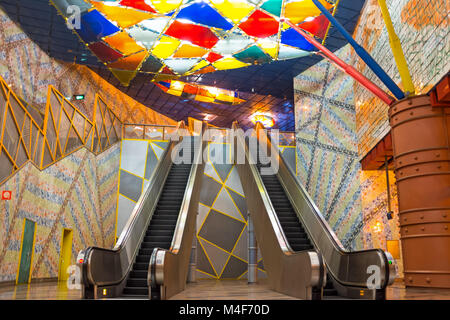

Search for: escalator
xmin=79 ymin=122 xmax=205 ymax=300
xmin=123 ymin=154 xmax=195 ymax=296
xmin=256 ymin=148 xmax=345 ymax=299
xmin=234 ymin=122 xmax=396 ymax=300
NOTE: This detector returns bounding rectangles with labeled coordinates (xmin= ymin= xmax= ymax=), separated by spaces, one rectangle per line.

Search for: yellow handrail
xmin=0 ymin=75 xmax=124 ymax=184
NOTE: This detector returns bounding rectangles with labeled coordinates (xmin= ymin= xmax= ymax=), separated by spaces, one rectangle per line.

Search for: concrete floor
xmin=1 ymin=280 xmax=450 ymax=300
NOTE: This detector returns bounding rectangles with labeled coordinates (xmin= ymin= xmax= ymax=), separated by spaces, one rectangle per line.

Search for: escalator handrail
xmin=170 ymin=134 xmax=203 ymax=252
xmin=256 ymin=123 xmax=395 ymax=289
xmin=82 ymin=122 xmax=186 ymax=288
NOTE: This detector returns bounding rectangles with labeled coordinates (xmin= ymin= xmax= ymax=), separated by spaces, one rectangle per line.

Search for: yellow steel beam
xmin=377 ymin=0 xmax=416 ymax=95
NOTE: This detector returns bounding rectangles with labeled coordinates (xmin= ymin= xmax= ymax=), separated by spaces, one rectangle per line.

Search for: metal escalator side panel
xmin=82 ymin=122 xmax=189 ymax=297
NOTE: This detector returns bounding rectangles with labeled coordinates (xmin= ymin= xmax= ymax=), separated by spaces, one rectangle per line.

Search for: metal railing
xmin=123 ymin=123 xmax=176 ymax=141
xmin=0 ymin=75 xmax=123 ymax=184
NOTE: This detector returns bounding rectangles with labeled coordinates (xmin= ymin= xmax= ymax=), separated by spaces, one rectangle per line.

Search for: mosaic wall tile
xmin=360 ymin=170 xmax=403 ymax=277
xmin=352 ymin=0 xmax=450 ymax=158
xmin=196 ymin=140 xmax=292 ymax=280
xmin=294 ymin=45 xmax=364 ymax=250
xmin=0 ymin=143 xmax=120 ymax=282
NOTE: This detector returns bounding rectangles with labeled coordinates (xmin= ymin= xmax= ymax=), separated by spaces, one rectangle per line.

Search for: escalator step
xmin=272 ymin=204 xmax=294 ymax=209
xmin=284 ymin=232 xmax=306 ymax=238
xmin=290 ymin=244 xmax=314 ymax=251
xmin=147 ymin=225 xmax=175 ymax=231
xmin=145 ymin=230 xmax=173 ymax=236
xmin=275 ymin=208 xmax=296 ymax=213
xmin=280 ymin=221 xmax=302 ymax=227
xmin=284 ymin=226 xmax=304 ymax=233
xmin=144 ymin=235 xmax=172 ymax=242
xmin=323 ymin=288 xmax=338 ymax=296
xmin=151 ymin=216 xmax=178 ymax=222
xmin=130 ymin=270 xmax=147 ymax=278
xmin=150 ymin=219 xmax=178 ymax=225
xmin=133 ymin=262 xmax=148 ymax=270
xmin=140 ymin=241 xmax=171 ymax=249
xmin=276 ymin=212 xmax=297 ymax=218
xmin=288 ymin=238 xmax=310 ymax=245
xmin=136 ymin=255 xmax=151 ymax=263
xmin=139 ymin=248 xmax=159 ymax=255
xmin=127 ymin=278 xmax=147 ymax=287
xmin=152 ymin=213 xmax=180 ymax=218
xmin=123 ymin=287 xmax=148 ymax=296
xmin=277 ymin=216 xmax=299 ymax=222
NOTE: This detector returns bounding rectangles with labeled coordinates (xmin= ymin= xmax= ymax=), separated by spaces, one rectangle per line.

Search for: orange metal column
xmin=389 ymin=95 xmax=450 ymax=288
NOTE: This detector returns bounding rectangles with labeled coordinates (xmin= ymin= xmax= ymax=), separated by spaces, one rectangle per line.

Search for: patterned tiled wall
xmin=353 ymin=0 xmax=450 ymax=158
xmin=195 ymin=138 xmax=296 ymax=280
xmin=116 ymin=139 xmax=169 ymax=238
xmin=294 ymin=45 xmax=365 ymax=250
xmin=360 ymin=170 xmax=403 ymax=277
xmin=0 ymin=6 xmax=176 ymax=126
xmin=0 ymin=143 xmax=120 ymax=282
xmin=196 ymin=142 xmax=262 ymax=280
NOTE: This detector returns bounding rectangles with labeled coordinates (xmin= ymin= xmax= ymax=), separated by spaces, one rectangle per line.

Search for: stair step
xmin=130 ymin=270 xmax=147 ymax=278
xmin=288 ymin=238 xmax=310 ymax=245
xmin=136 ymin=255 xmax=151 ymax=263
xmin=144 ymin=235 xmax=172 ymax=242
xmin=127 ymin=278 xmax=147 ymax=287
xmin=133 ymin=262 xmax=148 ymax=271
xmin=150 ymin=219 xmax=178 ymax=225
xmin=280 ymin=221 xmax=302 ymax=227
xmin=290 ymin=244 xmax=314 ymax=251
xmin=151 ymin=216 xmax=178 ymax=222
xmin=123 ymin=287 xmax=148 ymax=296
xmin=323 ymin=288 xmax=338 ymax=296
xmin=147 ymin=225 xmax=175 ymax=231
xmin=284 ymin=232 xmax=306 ymax=238
xmin=141 ymin=241 xmax=171 ymax=249
xmin=278 ymin=216 xmax=299 ymax=222
xmin=146 ymin=229 xmax=173 ymax=236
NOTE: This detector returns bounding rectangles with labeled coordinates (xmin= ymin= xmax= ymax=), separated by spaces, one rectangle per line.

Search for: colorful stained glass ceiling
xmin=51 ymin=0 xmax=336 ymax=86
xmin=155 ymin=80 xmax=246 ymax=105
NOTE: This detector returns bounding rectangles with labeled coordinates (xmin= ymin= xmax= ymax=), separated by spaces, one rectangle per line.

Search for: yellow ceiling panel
xmin=284 ymin=0 xmax=334 ymax=24
xmin=104 ymin=31 xmax=145 ymax=56
xmin=173 ymin=44 xmax=209 ymax=58
xmin=210 ymin=0 xmax=255 ymax=24
xmin=212 ymin=57 xmax=249 ymax=70
xmin=150 ymin=0 xmax=184 ymax=14
xmin=257 ymin=39 xmax=278 ymax=59
xmin=90 ymin=1 xmax=155 ymax=29
xmin=151 ymin=36 xmax=181 ymax=59
xmin=186 ymin=60 xmax=210 ymax=74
